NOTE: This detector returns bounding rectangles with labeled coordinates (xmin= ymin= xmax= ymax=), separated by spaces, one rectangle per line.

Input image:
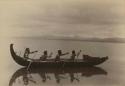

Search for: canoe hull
xmin=10 ymin=44 xmax=108 ymax=67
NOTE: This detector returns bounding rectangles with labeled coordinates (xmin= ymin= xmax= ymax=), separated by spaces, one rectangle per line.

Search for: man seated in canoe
xmin=40 ymin=50 xmax=53 ymax=61
xmin=70 ymin=50 xmax=76 ymax=61
xmin=70 ymin=50 xmax=81 ymax=61
xmin=55 ymin=50 xmax=69 ymax=61
xmin=23 ymin=48 xmax=38 ymax=59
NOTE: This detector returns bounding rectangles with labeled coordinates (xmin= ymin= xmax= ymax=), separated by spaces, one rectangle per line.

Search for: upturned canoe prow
xmin=10 ymin=44 xmax=30 ymax=66
xmin=10 ymin=44 xmax=108 ymax=67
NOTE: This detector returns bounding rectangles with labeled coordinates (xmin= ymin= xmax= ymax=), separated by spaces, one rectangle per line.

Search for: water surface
xmin=0 ymin=38 xmax=125 ymax=86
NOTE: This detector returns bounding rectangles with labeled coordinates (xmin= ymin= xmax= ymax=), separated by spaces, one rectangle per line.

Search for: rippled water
xmin=0 ymin=38 xmax=125 ymax=86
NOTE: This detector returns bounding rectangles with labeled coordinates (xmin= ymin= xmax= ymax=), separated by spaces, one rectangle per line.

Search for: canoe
xmin=9 ymin=66 xmax=107 ymax=86
xmin=10 ymin=44 xmax=108 ymax=67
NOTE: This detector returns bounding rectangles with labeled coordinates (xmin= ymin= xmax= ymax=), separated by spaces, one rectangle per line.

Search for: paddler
xmin=23 ymin=48 xmax=38 ymax=59
xmin=70 ymin=50 xmax=76 ymax=61
xmin=70 ymin=50 xmax=81 ymax=61
xmin=55 ymin=50 xmax=69 ymax=61
xmin=40 ymin=50 xmax=52 ymax=61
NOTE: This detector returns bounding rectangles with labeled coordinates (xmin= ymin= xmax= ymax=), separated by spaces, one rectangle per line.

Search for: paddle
xmin=61 ymin=52 xmax=69 ymax=68
xmin=48 ymin=52 xmax=53 ymax=58
xmin=27 ymin=61 xmax=32 ymax=71
xmin=72 ymin=50 xmax=81 ymax=79
xmin=27 ymin=53 xmax=37 ymax=70
xmin=76 ymin=50 xmax=82 ymax=58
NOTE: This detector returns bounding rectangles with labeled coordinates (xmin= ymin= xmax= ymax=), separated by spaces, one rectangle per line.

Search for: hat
xmin=58 ymin=50 xmax=62 ymax=54
xmin=72 ymin=50 xmax=75 ymax=54
xmin=44 ymin=50 xmax=47 ymax=55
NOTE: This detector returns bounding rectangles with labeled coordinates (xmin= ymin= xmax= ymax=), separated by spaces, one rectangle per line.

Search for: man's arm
xmin=30 ymin=51 xmax=38 ymax=54
xmin=61 ymin=52 xmax=69 ymax=56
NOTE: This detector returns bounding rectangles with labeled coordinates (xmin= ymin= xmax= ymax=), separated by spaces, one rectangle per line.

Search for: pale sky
xmin=0 ymin=0 xmax=125 ymax=38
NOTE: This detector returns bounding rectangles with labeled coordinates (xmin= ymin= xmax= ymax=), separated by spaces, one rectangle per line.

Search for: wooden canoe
xmin=10 ymin=44 xmax=108 ymax=68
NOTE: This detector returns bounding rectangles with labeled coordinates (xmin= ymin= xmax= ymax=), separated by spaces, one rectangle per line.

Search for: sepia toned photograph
xmin=0 ymin=0 xmax=125 ymax=86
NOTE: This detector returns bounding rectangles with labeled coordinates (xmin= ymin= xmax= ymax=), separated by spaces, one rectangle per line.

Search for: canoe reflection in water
xmin=9 ymin=66 xmax=107 ymax=86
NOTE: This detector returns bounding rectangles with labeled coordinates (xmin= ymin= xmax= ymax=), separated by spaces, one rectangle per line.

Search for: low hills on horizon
xmin=15 ymin=35 xmax=125 ymax=43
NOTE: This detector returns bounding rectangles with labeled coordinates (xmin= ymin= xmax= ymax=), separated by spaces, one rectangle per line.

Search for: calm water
xmin=0 ymin=38 xmax=125 ymax=86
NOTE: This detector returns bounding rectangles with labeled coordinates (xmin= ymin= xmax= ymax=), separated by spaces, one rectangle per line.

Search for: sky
xmin=0 ymin=0 xmax=125 ymax=38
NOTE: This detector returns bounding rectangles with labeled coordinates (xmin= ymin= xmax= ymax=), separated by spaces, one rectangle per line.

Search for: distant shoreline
xmin=12 ymin=36 xmax=125 ymax=43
